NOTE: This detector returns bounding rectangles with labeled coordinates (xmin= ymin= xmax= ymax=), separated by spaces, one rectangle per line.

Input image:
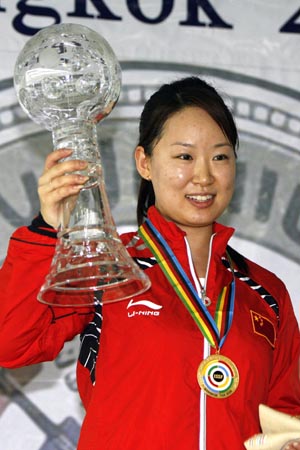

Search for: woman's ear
xmin=135 ymin=146 xmax=151 ymax=180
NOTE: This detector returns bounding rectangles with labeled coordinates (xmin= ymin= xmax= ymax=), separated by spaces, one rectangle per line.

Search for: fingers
xmin=40 ymin=148 xmax=88 ymax=188
xmin=44 ymin=148 xmax=73 ymax=171
xmin=39 ymin=147 xmax=89 ymax=205
xmin=39 ymin=173 xmax=89 ymax=199
xmin=38 ymin=148 xmax=90 ymax=228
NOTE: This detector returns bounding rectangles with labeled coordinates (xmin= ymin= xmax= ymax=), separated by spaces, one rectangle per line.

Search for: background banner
xmin=0 ymin=1 xmax=300 ymax=448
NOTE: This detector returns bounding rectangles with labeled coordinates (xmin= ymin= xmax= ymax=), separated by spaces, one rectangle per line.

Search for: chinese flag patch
xmin=250 ymin=310 xmax=276 ymax=348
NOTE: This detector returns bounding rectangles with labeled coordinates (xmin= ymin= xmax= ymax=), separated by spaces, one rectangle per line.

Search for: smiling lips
xmin=186 ymin=194 xmax=214 ymax=203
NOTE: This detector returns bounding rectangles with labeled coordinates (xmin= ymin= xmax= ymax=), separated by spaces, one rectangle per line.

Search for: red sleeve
xmin=0 ymin=226 xmax=93 ymax=368
xmin=267 ymin=284 xmax=300 ymax=415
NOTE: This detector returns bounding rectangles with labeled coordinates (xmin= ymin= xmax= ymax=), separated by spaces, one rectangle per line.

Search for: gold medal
xmin=197 ymin=354 xmax=239 ymax=398
xmin=139 ymin=222 xmax=238 ymax=399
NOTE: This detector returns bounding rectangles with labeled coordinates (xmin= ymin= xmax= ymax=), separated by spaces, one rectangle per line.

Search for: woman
xmin=0 ymin=76 xmax=299 ymax=449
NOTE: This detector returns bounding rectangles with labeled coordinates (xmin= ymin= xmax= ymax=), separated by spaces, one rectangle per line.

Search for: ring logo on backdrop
xmin=0 ymin=63 xmax=300 ymax=265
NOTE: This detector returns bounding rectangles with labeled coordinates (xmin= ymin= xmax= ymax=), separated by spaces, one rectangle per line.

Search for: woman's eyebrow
xmin=214 ymin=142 xmax=233 ymax=149
xmin=171 ymin=141 xmax=232 ymax=149
xmin=171 ymin=141 xmax=195 ymax=147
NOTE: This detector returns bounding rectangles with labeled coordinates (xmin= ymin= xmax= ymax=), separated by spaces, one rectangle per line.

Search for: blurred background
xmin=0 ymin=1 xmax=300 ymax=448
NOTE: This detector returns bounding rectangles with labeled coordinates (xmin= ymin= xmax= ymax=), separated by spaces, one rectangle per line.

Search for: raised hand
xmin=38 ymin=148 xmax=89 ymax=228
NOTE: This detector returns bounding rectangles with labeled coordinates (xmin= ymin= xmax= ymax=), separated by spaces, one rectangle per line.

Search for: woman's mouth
xmin=186 ymin=194 xmax=214 ymax=202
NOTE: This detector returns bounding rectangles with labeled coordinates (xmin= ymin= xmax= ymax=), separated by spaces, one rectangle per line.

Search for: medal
xmin=139 ymin=218 xmax=239 ymax=399
xmin=197 ymin=354 xmax=239 ymax=398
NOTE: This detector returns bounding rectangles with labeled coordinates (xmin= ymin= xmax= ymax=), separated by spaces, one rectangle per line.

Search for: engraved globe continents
xmin=14 ymin=23 xmax=150 ymax=306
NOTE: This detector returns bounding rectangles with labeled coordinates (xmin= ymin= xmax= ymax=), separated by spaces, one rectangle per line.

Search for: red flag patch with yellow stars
xmin=250 ymin=310 xmax=276 ymax=348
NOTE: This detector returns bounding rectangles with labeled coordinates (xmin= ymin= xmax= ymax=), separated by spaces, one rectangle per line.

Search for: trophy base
xmin=38 ymin=275 xmax=150 ymax=307
xmin=37 ymin=231 xmax=151 ymax=307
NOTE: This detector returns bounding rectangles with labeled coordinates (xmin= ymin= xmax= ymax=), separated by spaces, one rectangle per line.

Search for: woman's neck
xmin=183 ymin=225 xmax=213 ymax=278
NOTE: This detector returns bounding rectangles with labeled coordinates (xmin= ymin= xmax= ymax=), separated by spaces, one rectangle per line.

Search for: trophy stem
xmin=52 ymin=120 xmax=115 ymax=234
xmin=53 ymin=119 xmax=100 ymax=166
xmin=37 ymin=120 xmax=151 ymax=306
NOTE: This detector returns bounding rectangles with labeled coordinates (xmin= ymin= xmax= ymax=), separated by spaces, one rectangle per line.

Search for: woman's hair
xmin=136 ymin=76 xmax=239 ymax=225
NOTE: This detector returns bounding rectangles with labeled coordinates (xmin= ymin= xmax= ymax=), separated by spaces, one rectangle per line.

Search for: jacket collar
xmin=146 ymin=206 xmax=235 ymax=302
xmin=147 ymin=205 xmax=235 ymax=259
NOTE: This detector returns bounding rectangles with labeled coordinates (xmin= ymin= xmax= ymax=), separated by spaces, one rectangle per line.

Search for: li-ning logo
xmin=127 ymin=299 xmax=163 ymax=317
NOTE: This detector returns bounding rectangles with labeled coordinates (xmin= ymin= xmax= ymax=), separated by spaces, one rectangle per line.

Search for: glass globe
xmin=14 ymin=22 xmax=121 ymax=130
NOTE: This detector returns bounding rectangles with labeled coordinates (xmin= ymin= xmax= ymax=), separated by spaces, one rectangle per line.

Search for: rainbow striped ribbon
xmin=138 ymin=219 xmax=235 ymax=350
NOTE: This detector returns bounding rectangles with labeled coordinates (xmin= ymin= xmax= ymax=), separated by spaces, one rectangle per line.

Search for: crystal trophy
xmin=14 ymin=23 xmax=150 ymax=306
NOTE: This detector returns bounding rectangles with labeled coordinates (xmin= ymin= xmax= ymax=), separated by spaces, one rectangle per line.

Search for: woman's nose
xmin=192 ymin=162 xmax=214 ymax=185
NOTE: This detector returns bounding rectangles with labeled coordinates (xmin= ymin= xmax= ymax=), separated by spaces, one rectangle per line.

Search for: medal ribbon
xmin=138 ymin=219 xmax=235 ymax=350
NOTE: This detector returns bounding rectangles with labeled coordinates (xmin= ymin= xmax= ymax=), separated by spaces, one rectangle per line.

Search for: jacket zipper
xmin=184 ymin=234 xmax=216 ymax=450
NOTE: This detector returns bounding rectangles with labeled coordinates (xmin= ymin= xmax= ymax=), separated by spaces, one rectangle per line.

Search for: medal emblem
xmin=197 ymin=354 xmax=239 ymax=398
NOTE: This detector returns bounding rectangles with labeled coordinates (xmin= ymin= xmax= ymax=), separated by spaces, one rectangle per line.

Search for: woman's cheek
xmin=168 ymin=167 xmax=187 ymax=183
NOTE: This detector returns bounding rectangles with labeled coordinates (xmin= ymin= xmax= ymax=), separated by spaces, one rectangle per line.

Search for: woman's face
xmin=135 ymin=106 xmax=236 ymax=234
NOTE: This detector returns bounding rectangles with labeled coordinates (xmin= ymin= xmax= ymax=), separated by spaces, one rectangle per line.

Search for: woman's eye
xmin=178 ymin=153 xmax=193 ymax=161
xmin=213 ymin=154 xmax=229 ymax=161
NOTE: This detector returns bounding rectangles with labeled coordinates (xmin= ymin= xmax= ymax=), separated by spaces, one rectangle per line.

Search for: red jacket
xmin=0 ymin=206 xmax=299 ymax=449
